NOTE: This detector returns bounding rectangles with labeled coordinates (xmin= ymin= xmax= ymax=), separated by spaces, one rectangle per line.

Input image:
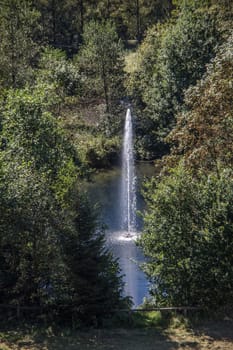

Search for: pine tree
xmin=0 ymin=0 xmax=41 ymax=87
xmin=61 ymin=195 xmax=127 ymax=325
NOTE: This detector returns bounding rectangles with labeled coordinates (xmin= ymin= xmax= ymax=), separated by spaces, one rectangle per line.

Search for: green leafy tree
xmin=2 ymin=85 xmax=75 ymax=184
xmin=33 ymin=0 xmax=84 ymax=51
xmin=0 ymin=166 xmax=64 ymax=306
xmin=0 ymin=86 xmax=76 ymax=305
xmin=125 ymin=23 xmax=169 ymax=158
xmin=0 ymin=0 xmax=41 ymax=88
xmin=139 ymin=165 xmax=233 ymax=308
xmin=93 ymin=0 xmax=173 ymax=40
xmin=0 ymin=85 xmax=127 ymax=322
xmin=165 ymin=33 xmax=233 ymax=173
xmin=38 ymin=48 xmax=81 ymax=98
xmin=118 ymin=0 xmax=173 ymax=40
xmin=128 ymin=1 xmax=219 ymax=159
xmin=77 ymin=20 xmax=124 ymax=113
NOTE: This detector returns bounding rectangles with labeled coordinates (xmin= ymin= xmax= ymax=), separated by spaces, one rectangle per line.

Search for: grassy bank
xmin=1 ymin=313 xmax=233 ymax=350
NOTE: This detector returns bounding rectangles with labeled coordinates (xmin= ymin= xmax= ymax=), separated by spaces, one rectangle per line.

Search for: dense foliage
xmin=0 ymin=0 xmax=41 ymax=87
xmin=127 ymin=0 xmax=222 ymax=159
xmin=0 ymin=0 xmax=232 ymax=323
xmin=0 ymin=86 xmax=128 ymax=325
xmin=135 ymin=1 xmax=233 ymax=310
xmin=32 ymin=0 xmax=173 ymax=50
xmin=139 ymin=166 xmax=233 ymax=308
xmin=77 ymin=21 xmax=124 ymax=116
xmin=165 ymin=34 xmax=233 ymax=172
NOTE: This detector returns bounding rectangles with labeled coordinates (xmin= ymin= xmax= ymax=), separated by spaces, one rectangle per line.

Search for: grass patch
xmin=124 ymin=51 xmax=140 ymax=74
xmin=109 ymin=310 xmax=172 ymax=330
xmin=131 ymin=311 xmax=169 ymax=328
xmin=1 ymin=313 xmax=233 ymax=350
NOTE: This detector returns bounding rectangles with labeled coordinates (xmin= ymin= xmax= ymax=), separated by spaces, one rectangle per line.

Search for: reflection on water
xmin=108 ymin=230 xmax=146 ymax=306
xmin=85 ymin=163 xmax=155 ymax=306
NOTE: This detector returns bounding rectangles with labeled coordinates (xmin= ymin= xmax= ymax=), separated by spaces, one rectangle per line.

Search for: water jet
xmin=120 ymin=108 xmax=137 ymax=238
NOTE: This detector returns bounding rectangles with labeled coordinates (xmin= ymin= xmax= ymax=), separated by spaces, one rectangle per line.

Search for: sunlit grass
xmin=124 ymin=51 xmax=140 ymax=74
xmin=1 ymin=315 xmax=233 ymax=350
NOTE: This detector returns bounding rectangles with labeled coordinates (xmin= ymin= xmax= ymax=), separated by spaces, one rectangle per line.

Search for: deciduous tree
xmin=77 ymin=20 xmax=124 ymax=113
xmin=165 ymin=34 xmax=233 ymax=173
xmin=139 ymin=165 xmax=233 ymax=308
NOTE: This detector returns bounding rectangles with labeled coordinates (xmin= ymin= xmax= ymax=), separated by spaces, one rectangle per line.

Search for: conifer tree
xmin=0 ymin=0 xmax=40 ymax=87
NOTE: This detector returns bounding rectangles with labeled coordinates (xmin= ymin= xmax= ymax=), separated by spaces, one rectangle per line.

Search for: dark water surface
xmin=85 ymin=163 xmax=155 ymax=306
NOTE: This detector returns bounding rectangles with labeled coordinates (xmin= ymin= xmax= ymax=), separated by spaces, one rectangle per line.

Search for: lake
xmin=85 ymin=163 xmax=155 ymax=306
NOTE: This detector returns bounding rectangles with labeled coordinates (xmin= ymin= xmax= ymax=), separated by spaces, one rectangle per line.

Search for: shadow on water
xmin=84 ymin=163 xmax=155 ymax=306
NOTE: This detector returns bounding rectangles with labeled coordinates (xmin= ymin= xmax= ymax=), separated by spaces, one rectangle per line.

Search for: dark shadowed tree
xmin=0 ymin=0 xmax=41 ymax=87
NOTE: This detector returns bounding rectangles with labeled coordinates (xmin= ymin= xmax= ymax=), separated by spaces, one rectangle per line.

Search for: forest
xmin=0 ymin=0 xmax=233 ymax=332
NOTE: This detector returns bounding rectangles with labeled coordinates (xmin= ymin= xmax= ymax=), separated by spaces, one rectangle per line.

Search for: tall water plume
xmin=121 ymin=108 xmax=137 ymax=235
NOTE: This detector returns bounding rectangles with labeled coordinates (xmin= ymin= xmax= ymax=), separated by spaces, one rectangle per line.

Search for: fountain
xmin=86 ymin=108 xmax=148 ymax=305
xmin=120 ymin=108 xmax=137 ymax=237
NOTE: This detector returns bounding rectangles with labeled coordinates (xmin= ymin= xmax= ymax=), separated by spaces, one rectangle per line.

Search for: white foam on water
xmin=117 ymin=231 xmax=138 ymax=242
xmin=107 ymin=230 xmax=140 ymax=243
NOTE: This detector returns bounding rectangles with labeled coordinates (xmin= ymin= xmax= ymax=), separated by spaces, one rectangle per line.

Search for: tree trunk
xmin=51 ymin=0 xmax=56 ymax=45
xmin=10 ymin=13 xmax=16 ymax=88
xmin=80 ymin=0 xmax=84 ymax=34
xmin=136 ymin=0 xmax=140 ymax=41
xmin=102 ymin=63 xmax=109 ymax=112
xmin=107 ymin=0 xmax=110 ymax=18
